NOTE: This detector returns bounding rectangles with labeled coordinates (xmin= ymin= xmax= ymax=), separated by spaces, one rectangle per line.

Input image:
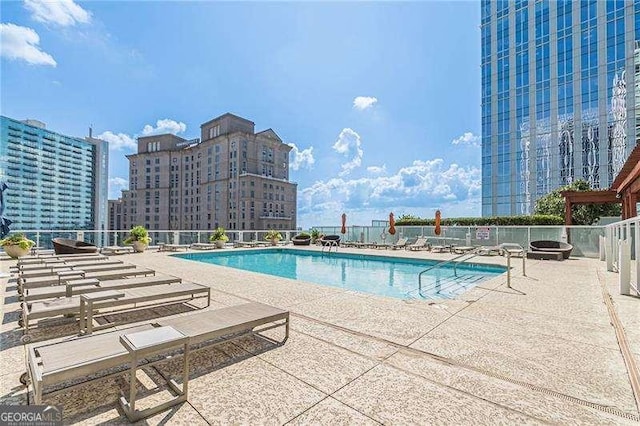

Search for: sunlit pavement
xmin=1 ymin=247 xmax=638 ymax=424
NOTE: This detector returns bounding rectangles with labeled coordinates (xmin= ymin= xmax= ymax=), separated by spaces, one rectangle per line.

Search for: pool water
xmin=173 ymin=249 xmax=506 ymax=299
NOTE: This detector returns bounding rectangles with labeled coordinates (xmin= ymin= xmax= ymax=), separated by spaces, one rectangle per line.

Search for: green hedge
xmin=396 ymin=215 xmax=564 ymax=226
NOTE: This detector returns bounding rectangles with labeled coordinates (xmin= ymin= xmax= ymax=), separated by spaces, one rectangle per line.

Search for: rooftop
xmin=0 ymin=246 xmax=638 ymax=424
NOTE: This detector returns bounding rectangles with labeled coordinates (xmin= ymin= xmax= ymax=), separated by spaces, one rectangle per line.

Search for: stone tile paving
xmin=600 ymin=266 xmax=640 ymax=357
xmin=0 ymin=249 xmax=638 ymax=424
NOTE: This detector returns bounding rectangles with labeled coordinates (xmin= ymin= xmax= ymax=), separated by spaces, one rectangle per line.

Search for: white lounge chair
xmin=17 ymin=253 xmax=107 ymax=266
xmin=407 ymin=237 xmax=430 ymax=251
xmin=12 ymin=259 xmax=124 ymax=273
xmin=190 ymin=242 xmax=218 ymax=250
xmin=389 ymin=238 xmax=409 ymax=250
xmin=24 ymin=302 xmax=289 ymax=420
xmin=20 ymin=281 xmax=211 ymax=339
xmin=17 ymin=262 xmax=134 ymax=279
xmin=22 ymin=274 xmax=182 ymax=302
xmin=163 ymin=244 xmax=191 ymax=252
xmin=101 ymin=246 xmax=135 ymax=255
xmin=18 ymin=267 xmax=156 ymax=291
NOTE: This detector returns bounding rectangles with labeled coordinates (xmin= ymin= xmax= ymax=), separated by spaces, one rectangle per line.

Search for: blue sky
xmin=1 ymin=0 xmax=481 ymax=229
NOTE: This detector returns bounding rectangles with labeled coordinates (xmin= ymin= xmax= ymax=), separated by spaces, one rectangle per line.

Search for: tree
xmin=534 ymin=179 xmax=621 ymax=225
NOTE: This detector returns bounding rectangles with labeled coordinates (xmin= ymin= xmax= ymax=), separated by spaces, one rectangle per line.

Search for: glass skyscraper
xmin=0 ymin=116 xmax=108 ymax=233
xmin=481 ymin=0 xmax=640 ymax=216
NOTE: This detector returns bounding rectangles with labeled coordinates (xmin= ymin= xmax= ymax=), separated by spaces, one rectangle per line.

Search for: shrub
xmin=264 ymin=229 xmax=282 ymax=241
xmin=0 ymin=233 xmax=35 ymax=250
xmin=123 ymin=225 xmax=152 ymax=245
xmin=395 ymin=215 xmax=565 ymax=226
xmin=209 ymin=227 xmax=229 ymax=242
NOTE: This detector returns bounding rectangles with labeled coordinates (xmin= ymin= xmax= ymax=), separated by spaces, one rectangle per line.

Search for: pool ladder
xmin=321 ymin=240 xmax=339 ymax=254
xmin=415 ymin=248 xmax=482 ymax=299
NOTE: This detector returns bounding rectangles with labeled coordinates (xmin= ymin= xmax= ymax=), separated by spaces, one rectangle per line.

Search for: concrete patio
xmin=0 ymin=246 xmax=638 ymax=424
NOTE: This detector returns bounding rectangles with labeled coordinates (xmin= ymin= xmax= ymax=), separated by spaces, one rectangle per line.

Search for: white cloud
xmin=367 ymin=165 xmax=387 ymax=174
xmin=108 ymin=177 xmax=128 ymax=198
xmin=24 ymin=0 xmax=91 ymax=27
xmin=96 ymin=131 xmax=136 ymax=151
xmin=0 ymin=23 xmax=56 ymax=66
xmin=332 ymin=128 xmax=364 ymax=176
xmin=288 ymin=143 xmax=315 ymax=171
xmin=97 ymin=118 xmax=187 ymax=151
xmin=141 ymin=119 xmax=187 ymax=136
xmin=353 ymin=96 xmax=378 ymax=110
xmin=451 ymin=132 xmax=481 ymax=148
xmin=297 ymin=158 xmax=481 ymax=228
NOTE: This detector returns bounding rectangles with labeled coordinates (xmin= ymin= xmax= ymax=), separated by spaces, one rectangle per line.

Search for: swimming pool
xmin=173 ymin=249 xmax=506 ymax=299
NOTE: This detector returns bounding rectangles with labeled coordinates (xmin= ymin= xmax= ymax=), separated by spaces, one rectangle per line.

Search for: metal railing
xmin=604 ymin=216 xmax=639 ymax=296
xmin=416 ymin=248 xmax=481 ymax=298
xmin=414 ymin=243 xmax=526 ymax=299
xmin=312 ymin=225 xmax=604 ymax=258
xmin=7 ymin=229 xmax=301 ymax=250
xmin=321 ymin=240 xmax=338 ymax=254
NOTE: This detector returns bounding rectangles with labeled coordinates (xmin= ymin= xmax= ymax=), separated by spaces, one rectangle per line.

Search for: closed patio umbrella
xmin=434 ymin=210 xmax=442 ymax=236
xmin=388 ymin=212 xmax=396 ymax=235
xmin=341 ymin=213 xmax=347 ymax=234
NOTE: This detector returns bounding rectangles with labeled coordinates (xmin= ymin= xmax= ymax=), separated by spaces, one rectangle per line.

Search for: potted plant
xmin=310 ymin=228 xmax=320 ymax=244
xmin=123 ymin=225 xmax=152 ymax=252
xmin=0 ymin=233 xmax=35 ymax=258
xmin=264 ymin=229 xmax=282 ymax=246
xmin=209 ymin=227 xmax=229 ymax=248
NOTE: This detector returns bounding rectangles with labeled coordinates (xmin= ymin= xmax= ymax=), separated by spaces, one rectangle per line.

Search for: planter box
xmin=3 ymin=245 xmax=30 ymax=259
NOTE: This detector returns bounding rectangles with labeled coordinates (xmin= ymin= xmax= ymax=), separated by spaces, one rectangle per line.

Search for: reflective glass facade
xmin=0 ymin=116 xmax=109 ymax=231
xmin=482 ymin=0 xmax=640 ymax=216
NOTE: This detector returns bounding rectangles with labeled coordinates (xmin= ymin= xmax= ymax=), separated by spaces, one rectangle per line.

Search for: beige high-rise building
xmin=120 ymin=113 xmax=297 ymax=231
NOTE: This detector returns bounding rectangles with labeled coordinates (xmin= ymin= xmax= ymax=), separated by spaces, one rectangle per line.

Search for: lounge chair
xmin=190 ymin=242 xmax=218 ymax=250
xmin=20 ymin=282 xmax=211 ymax=339
xmin=12 ymin=258 xmax=124 ymax=273
xmin=163 ymin=244 xmax=191 ymax=252
xmin=389 ymin=238 xmax=409 ymax=250
xmin=452 ymin=246 xmax=476 ymax=254
xmin=21 ymin=274 xmax=182 ymax=302
xmin=17 ymin=263 xmax=137 ymax=280
xmin=18 ymin=267 xmax=156 ymax=291
xmin=52 ymin=238 xmax=99 ymax=255
xmin=529 ymin=240 xmax=573 ymax=259
xmin=477 ymin=245 xmax=502 ymax=256
xmin=18 ymin=253 xmax=106 ymax=265
xmin=407 ymin=237 xmax=429 ymax=251
xmin=234 ymin=240 xmax=269 ymax=248
xmin=101 ymin=246 xmax=135 ymax=255
xmin=24 ymin=302 xmax=289 ymax=420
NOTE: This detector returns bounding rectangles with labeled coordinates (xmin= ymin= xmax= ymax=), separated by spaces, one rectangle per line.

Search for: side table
xmin=119 ymin=326 xmax=190 ymax=421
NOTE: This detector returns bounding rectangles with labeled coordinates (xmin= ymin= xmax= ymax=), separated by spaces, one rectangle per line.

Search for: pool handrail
xmin=321 ymin=239 xmax=339 ymax=254
xmin=417 ymin=248 xmax=482 ymax=297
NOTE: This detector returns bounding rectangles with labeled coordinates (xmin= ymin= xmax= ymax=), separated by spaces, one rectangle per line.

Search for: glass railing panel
xmin=529 ymin=227 xmax=564 ymax=245
xmin=566 ymin=226 xmax=603 ymax=258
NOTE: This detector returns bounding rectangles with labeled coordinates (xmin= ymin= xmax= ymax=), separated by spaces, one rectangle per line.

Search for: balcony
xmin=258 ymin=213 xmax=292 ymax=220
